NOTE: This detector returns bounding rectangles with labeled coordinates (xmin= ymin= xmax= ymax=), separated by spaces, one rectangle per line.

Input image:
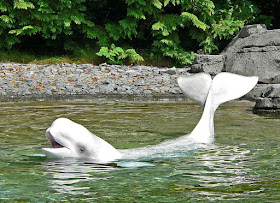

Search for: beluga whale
xmin=42 ymin=72 xmax=258 ymax=163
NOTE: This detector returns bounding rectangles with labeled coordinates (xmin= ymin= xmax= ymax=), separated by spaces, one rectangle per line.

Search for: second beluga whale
xmin=42 ymin=72 xmax=258 ymax=163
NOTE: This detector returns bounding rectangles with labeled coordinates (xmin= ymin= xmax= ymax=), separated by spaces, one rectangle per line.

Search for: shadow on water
xmin=253 ymin=108 xmax=280 ymax=119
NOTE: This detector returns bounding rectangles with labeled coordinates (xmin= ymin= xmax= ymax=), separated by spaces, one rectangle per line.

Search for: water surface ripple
xmin=0 ymin=101 xmax=279 ymax=201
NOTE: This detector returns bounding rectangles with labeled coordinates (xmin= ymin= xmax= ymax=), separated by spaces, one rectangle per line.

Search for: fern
xmin=96 ymin=44 xmax=143 ymax=65
xmin=181 ymin=12 xmax=208 ymax=31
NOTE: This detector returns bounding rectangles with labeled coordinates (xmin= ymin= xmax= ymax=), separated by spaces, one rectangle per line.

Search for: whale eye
xmin=77 ymin=144 xmax=86 ymax=154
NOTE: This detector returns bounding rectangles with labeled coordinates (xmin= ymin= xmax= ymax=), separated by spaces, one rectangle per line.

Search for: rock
xmin=135 ymin=78 xmax=145 ymax=86
xmin=159 ymin=67 xmax=177 ymax=75
xmin=236 ymin=24 xmax=267 ymax=39
xmin=223 ymin=24 xmax=280 ymax=83
xmin=127 ymin=70 xmax=141 ymax=77
xmin=102 ymin=84 xmax=115 ymax=93
xmin=144 ymin=90 xmax=152 ymax=94
xmin=24 ymin=79 xmax=33 ymax=83
xmin=265 ymin=84 xmax=280 ymax=97
xmin=1 ymin=91 xmax=7 ymax=96
xmin=255 ymin=98 xmax=280 ymax=109
xmin=244 ymin=84 xmax=273 ymax=100
xmin=160 ymin=86 xmax=170 ymax=94
xmin=191 ymin=55 xmax=224 ymax=75
xmin=169 ymin=88 xmax=177 ymax=94
xmin=251 ymin=84 xmax=280 ymax=109
xmin=0 ymin=79 xmax=4 ymax=86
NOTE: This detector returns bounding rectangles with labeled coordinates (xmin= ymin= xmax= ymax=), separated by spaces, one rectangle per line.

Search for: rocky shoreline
xmin=1 ymin=60 xmax=279 ymax=113
xmin=0 ymin=63 xmax=191 ymax=101
xmin=191 ymin=24 xmax=280 ymax=111
xmin=2 ymin=61 xmax=279 ymax=113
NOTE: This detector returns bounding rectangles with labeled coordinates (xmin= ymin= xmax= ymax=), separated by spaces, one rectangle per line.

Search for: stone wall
xmin=0 ymin=63 xmax=189 ymax=101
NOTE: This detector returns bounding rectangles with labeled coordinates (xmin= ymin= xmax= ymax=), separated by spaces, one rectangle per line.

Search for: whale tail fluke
xmin=178 ymin=72 xmax=258 ymax=143
xmin=177 ymin=72 xmax=258 ymax=108
xmin=177 ymin=73 xmax=212 ymax=107
xmin=209 ymin=72 xmax=259 ymax=111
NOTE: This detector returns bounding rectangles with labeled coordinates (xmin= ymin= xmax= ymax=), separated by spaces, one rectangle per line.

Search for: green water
xmin=0 ymin=100 xmax=279 ymax=202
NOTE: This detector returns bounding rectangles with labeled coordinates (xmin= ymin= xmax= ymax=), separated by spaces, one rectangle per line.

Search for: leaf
xmin=22 ymin=25 xmax=33 ymax=30
xmin=126 ymin=49 xmax=144 ymax=62
xmin=127 ymin=9 xmax=146 ymax=20
xmin=71 ymin=16 xmax=82 ymax=24
xmin=64 ymin=20 xmax=71 ymax=27
xmin=162 ymin=30 xmax=169 ymax=36
xmin=8 ymin=29 xmax=22 ymax=36
xmin=0 ymin=15 xmax=11 ymax=23
xmin=0 ymin=3 xmax=8 ymax=12
xmin=14 ymin=0 xmax=35 ymax=10
xmin=181 ymin=12 xmax=208 ymax=31
xmin=153 ymin=0 xmax=162 ymax=9
xmin=163 ymin=0 xmax=170 ymax=7
xmin=152 ymin=22 xmax=165 ymax=31
xmin=96 ymin=47 xmax=109 ymax=57
xmin=160 ymin=39 xmax=174 ymax=46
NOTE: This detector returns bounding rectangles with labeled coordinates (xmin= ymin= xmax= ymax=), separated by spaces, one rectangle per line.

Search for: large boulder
xmin=223 ymin=24 xmax=280 ymax=84
xmin=189 ymin=24 xmax=280 ymax=110
xmin=191 ymin=55 xmax=224 ymax=75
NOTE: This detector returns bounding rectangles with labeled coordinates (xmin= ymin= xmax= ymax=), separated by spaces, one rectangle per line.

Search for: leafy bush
xmin=96 ymin=44 xmax=144 ymax=64
xmin=0 ymin=0 xmax=271 ymax=66
xmin=0 ymin=0 xmax=94 ymax=49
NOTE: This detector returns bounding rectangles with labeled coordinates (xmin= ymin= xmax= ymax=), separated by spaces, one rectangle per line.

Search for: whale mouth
xmin=42 ymin=127 xmax=74 ymax=158
xmin=46 ymin=131 xmax=64 ymax=148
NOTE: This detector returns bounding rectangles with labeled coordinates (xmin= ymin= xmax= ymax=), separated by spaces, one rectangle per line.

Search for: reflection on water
xmin=0 ymin=100 xmax=279 ymax=201
xmin=42 ymin=145 xmax=257 ymax=200
xmin=184 ymin=146 xmax=258 ymax=201
xmin=43 ymin=159 xmax=117 ymax=196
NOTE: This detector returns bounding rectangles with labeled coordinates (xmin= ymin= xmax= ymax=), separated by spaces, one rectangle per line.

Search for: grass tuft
xmin=0 ymin=49 xmax=100 ymax=64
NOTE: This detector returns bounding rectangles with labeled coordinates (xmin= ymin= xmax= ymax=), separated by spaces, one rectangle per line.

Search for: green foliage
xmin=0 ymin=0 xmax=273 ymax=66
xmin=96 ymin=44 xmax=144 ymax=65
xmin=0 ymin=0 xmax=93 ymax=49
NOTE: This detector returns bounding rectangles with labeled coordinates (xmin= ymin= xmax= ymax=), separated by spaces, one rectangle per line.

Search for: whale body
xmin=42 ymin=72 xmax=258 ymax=163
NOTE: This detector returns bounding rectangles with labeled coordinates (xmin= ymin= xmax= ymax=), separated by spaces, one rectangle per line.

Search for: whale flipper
xmin=177 ymin=73 xmax=212 ymax=107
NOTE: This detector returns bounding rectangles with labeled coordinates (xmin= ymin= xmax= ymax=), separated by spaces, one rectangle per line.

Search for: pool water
xmin=0 ymin=100 xmax=279 ymax=202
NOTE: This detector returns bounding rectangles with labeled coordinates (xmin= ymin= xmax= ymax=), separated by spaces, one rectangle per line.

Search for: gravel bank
xmin=0 ymin=63 xmax=190 ymax=101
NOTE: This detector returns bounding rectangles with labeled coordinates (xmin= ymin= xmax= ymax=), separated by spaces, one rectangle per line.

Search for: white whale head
xmin=42 ymin=118 xmax=122 ymax=163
